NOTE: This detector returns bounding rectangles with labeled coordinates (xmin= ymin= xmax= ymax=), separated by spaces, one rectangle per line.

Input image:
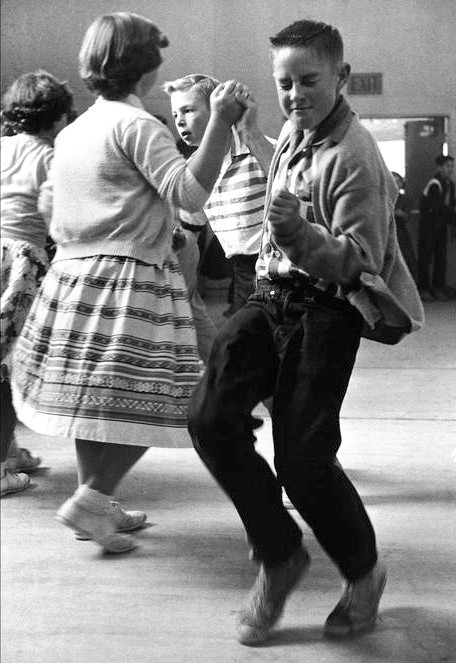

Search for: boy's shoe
xmin=430 ymin=289 xmax=449 ymax=301
xmin=419 ymin=289 xmax=434 ymax=302
xmin=237 ymin=545 xmax=310 ymax=646
xmin=5 ymin=447 xmax=42 ymax=473
xmin=1 ymin=470 xmax=30 ymax=497
xmin=75 ymin=500 xmax=147 ymax=540
xmin=324 ymin=559 xmax=387 ymax=637
xmin=56 ymin=486 xmax=137 ymax=554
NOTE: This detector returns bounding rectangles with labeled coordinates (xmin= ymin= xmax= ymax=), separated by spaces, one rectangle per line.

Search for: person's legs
xmin=0 ymin=365 xmax=30 ymax=497
xmin=232 ymin=254 xmax=257 ymax=313
xmin=417 ymin=219 xmax=433 ymax=297
xmin=431 ymin=220 xmax=448 ymax=295
xmin=273 ymin=300 xmax=377 ymax=581
xmin=178 ymin=229 xmax=216 ymax=363
xmin=188 ymin=299 xmax=303 ymax=566
xmin=57 ymin=440 xmax=148 ymax=553
xmin=271 ymin=297 xmax=385 ymax=637
xmin=188 ymin=298 xmax=308 ymax=646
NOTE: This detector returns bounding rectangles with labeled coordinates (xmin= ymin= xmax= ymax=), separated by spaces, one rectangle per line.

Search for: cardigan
xmin=45 ymin=96 xmax=208 ymax=268
xmin=1 ymin=133 xmax=53 ymax=249
xmin=261 ymin=96 xmax=424 ymax=334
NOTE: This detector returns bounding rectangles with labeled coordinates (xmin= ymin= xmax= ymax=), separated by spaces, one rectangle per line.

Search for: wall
xmin=2 ymin=0 xmax=455 ymax=284
xmin=2 ymin=0 xmax=455 ymax=148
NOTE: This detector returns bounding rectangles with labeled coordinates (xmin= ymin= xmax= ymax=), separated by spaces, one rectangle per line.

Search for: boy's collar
xmin=304 ymin=95 xmax=353 ymax=147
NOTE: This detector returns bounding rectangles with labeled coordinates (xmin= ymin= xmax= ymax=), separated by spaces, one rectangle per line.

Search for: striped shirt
xmin=203 ymin=128 xmax=267 ymax=258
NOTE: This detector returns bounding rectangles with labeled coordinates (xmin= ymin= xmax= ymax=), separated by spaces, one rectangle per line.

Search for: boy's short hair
xmin=270 ymin=19 xmax=344 ymax=64
xmin=79 ymin=12 xmax=169 ymax=100
xmin=1 ymin=70 xmax=74 ymax=136
xmin=163 ymin=74 xmax=220 ymax=106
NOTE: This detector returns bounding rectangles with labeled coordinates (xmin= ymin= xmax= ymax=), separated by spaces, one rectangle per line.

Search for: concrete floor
xmin=2 ymin=298 xmax=456 ymax=663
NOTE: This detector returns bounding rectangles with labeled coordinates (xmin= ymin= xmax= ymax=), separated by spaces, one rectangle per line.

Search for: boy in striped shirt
xmin=165 ymin=74 xmax=274 ymax=313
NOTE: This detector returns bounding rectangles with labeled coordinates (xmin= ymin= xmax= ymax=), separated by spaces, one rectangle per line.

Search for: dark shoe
xmin=430 ymin=289 xmax=449 ymax=301
xmin=5 ymin=446 xmax=41 ymax=473
xmin=419 ymin=289 xmax=434 ymax=302
xmin=324 ymin=559 xmax=387 ymax=637
xmin=237 ymin=545 xmax=310 ymax=646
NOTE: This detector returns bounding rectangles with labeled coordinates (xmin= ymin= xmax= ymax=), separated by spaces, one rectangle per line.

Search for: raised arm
xmin=187 ymin=80 xmax=248 ymax=191
xmin=235 ymin=92 xmax=275 ymax=175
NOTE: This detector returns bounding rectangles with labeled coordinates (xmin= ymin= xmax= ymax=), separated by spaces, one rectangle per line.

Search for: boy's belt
xmin=255 ymin=278 xmax=350 ymax=312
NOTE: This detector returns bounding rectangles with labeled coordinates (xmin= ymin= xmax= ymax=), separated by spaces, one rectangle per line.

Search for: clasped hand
xmin=268 ymin=189 xmax=301 ymax=238
xmin=210 ymin=79 xmax=250 ymax=125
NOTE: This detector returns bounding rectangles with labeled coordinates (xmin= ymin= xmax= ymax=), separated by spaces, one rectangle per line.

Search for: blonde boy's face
xmin=272 ymin=45 xmax=348 ymax=131
xmin=170 ymin=88 xmax=210 ymax=146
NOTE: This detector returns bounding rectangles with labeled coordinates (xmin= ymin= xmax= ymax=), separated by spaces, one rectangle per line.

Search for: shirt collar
xmin=304 ymin=95 xmax=353 ymax=148
xmin=95 ymin=94 xmax=145 ymax=109
xmin=230 ymin=126 xmax=249 ymax=157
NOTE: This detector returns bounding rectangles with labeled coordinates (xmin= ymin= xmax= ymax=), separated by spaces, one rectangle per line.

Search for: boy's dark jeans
xmin=188 ymin=287 xmax=378 ymax=581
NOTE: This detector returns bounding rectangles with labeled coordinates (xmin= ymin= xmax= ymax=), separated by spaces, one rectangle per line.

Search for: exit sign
xmin=347 ymin=73 xmax=383 ymax=95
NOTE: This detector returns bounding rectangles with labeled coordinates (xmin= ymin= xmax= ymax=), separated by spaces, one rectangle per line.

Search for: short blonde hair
xmin=163 ymin=74 xmax=219 ymax=106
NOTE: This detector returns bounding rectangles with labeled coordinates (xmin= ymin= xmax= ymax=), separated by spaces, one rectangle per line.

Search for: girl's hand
xmin=210 ymin=80 xmax=248 ymax=126
xmin=235 ymin=89 xmax=259 ymax=141
xmin=268 ymin=189 xmax=302 ymax=238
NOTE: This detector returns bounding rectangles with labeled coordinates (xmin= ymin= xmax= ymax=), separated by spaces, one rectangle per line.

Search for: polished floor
xmin=1 ymin=298 xmax=456 ymax=663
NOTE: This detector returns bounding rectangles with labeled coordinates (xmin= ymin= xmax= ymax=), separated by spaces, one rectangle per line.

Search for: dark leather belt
xmin=255 ymin=278 xmax=350 ymax=312
xmin=180 ymin=220 xmax=204 ymax=232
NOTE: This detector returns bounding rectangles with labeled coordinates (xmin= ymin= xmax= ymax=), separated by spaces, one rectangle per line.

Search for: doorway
xmin=360 ymin=116 xmax=448 ymax=211
xmin=360 ymin=115 xmax=455 ymax=287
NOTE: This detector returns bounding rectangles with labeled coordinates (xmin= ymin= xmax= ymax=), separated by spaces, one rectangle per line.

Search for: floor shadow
xmin=268 ymin=606 xmax=456 ymax=662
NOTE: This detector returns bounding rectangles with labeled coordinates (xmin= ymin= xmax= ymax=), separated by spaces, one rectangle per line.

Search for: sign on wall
xmin=347 ymin=73 xmax=383 ymax=95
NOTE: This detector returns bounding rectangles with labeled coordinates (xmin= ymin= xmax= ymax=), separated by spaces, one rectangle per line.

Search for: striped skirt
xmin=11 ymin=255 xmax=201 ymax=447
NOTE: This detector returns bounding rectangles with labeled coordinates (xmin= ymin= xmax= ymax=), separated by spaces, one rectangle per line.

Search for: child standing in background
xmin=11 ymin=12 xmax=247 ymax=553
xmin=1 ymin=70 xmax=74 ymax=497
xmin=164 ymin=74 xmax=274 ymax=315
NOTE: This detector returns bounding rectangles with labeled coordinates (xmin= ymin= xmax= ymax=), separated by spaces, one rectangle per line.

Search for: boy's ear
xmin=336 ymin=63 xmax=351 ymax=92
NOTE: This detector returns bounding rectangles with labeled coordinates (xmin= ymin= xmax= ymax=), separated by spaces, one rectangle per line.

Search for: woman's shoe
xmin=5 ymin=446 xmax=42 ymax=473
xmin=75 ymin=500 xmax=147 ymax=540
xmin=1 ymin=470 xmax=30 ymax=497
xmin=56 ymin=485 xmax=137 ymax=553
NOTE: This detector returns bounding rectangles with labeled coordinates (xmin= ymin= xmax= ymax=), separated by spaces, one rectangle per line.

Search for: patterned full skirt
xmin=11 ymin=255 xmax=201 ymax=447
xmin=1 ymin=239 xmax=49 ymax=364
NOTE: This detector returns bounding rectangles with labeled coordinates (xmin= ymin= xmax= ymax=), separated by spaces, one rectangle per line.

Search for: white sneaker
xmin=75 ymin=500 xmax=147 ymax=540
xmin=56 ymin=486 xmax=137 ymax=554
xmin=1 ymin=470 xmax=30 ymax=497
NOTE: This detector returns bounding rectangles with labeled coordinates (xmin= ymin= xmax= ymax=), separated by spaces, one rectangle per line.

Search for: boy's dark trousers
xmin=188 ymin=286 xmax=378 ymax=581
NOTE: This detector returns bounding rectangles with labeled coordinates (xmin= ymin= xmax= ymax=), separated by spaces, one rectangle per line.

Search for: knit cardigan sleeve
xmin=119 ymin=117 xmax=207 ymax=213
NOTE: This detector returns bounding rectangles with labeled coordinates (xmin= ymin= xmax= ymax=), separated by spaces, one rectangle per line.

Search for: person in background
xmin=391 ymin=171 xmax=417 ymax=282
xmin=164 ymin=74 xmax=274 ymax=316
xmin=11 ymin=12 xmax=247 ymax=553
xmin=188 ymin=19 xmax=422 ymax=646
xmin=154 ymin=113 xmax=216 ymax=364
xmin=1 ymin=70 xmax=74 ymax=497
xmin=418 ymin=154 xmax=455 ymax=301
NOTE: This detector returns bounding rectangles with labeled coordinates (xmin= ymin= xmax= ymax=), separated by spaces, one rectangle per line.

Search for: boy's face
xmin=170 ymin=88 xmax=210 ymax=146
xmin=272 ymin=45 xmax=349 ymax=131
